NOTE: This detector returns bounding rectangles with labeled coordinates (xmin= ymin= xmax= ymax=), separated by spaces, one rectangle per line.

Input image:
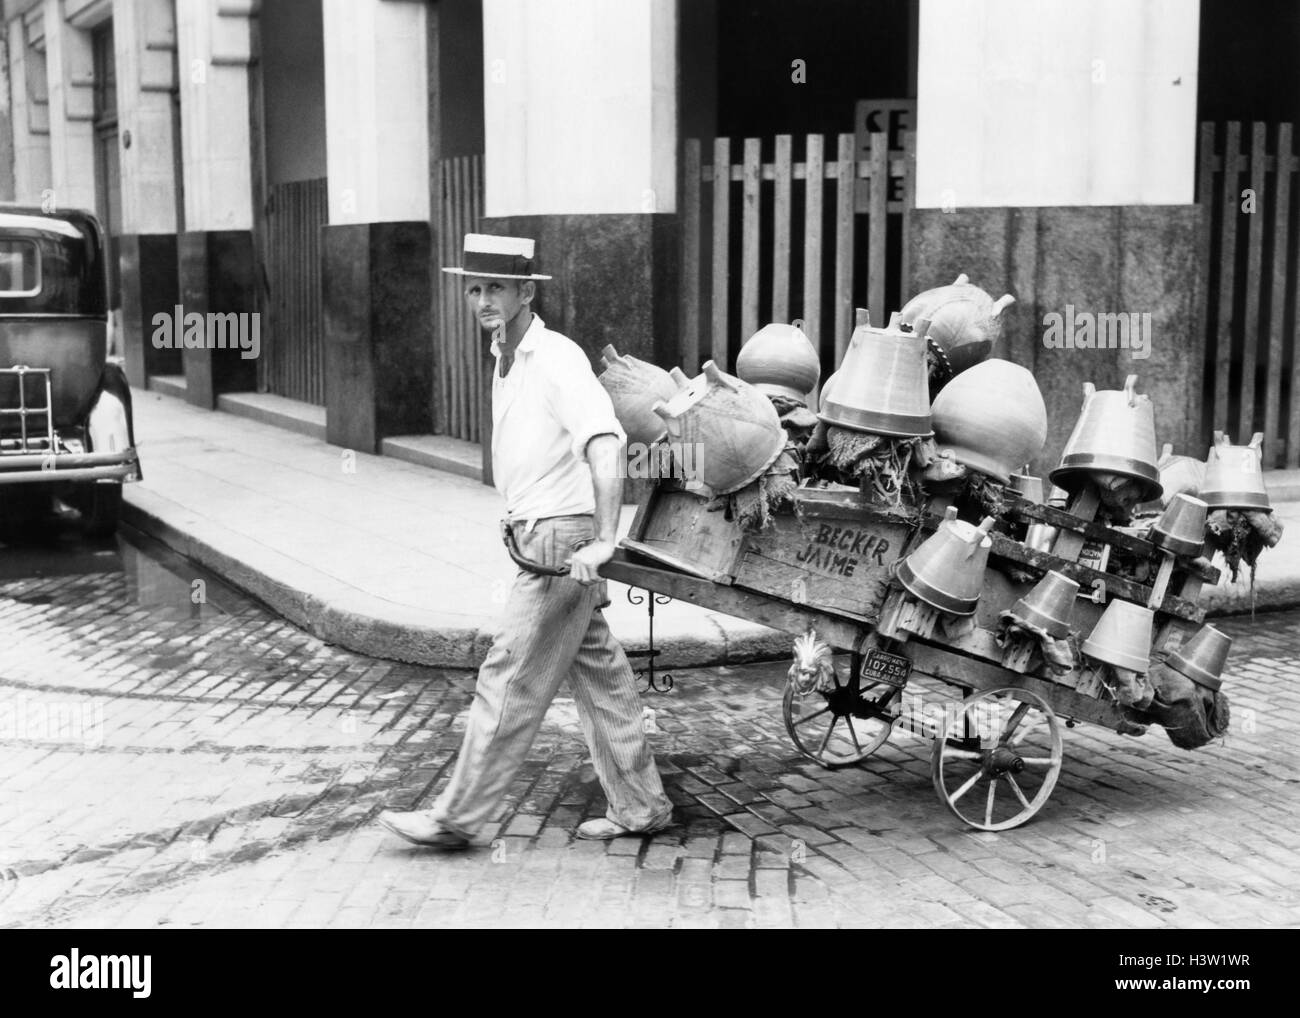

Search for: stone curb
xmin=120 ymin=489 xmax=784 ymax=670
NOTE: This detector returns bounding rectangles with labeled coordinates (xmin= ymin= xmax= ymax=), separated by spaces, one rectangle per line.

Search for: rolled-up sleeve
xmin=540 ymin=342 xmax=627 ymax=462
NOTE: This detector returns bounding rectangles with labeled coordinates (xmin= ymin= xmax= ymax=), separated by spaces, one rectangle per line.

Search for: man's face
xmin=464 ymin=276 xmax=531 ymax=334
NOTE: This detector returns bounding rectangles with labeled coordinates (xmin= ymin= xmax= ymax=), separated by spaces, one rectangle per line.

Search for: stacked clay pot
xmin=819 ymin=311 xmax=931 ymax=437
xmin=598 ymin=345 xmax=678 ymax=446
xmin=1051 ymin=374 xmax=1163 ymax=507
xmin=652 ymin=361 xmax=785 ymax=496
xmin=736 ymin=323 xmax=820 ymax=404
xmin=898 ymin=273 xmax=1016 ymax=375
xmin=930 ymin=359 xmax=1048 ymax=484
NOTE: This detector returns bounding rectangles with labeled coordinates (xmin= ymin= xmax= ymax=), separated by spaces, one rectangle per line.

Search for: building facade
xmin=1 ymin=0 xmax=1296 ymax=474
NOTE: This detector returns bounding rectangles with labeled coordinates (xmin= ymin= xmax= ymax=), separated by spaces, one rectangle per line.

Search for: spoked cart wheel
xmin=783 ymin=650 xmax=901 ymax=769
xmin=931 ymin=686 xmax=1064 ymax=831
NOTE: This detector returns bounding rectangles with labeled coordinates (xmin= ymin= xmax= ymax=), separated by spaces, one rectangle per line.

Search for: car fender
xmin=86 ymin=362 xmax=141 ymax=480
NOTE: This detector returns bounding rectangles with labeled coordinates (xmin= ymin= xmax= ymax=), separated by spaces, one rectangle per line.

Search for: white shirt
xmin=491 ymin=314 xmax=625 ymax=522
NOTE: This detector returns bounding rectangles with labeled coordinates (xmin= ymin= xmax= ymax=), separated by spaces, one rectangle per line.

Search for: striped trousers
xmin=429 ymin=514 xmax=672 ymax=838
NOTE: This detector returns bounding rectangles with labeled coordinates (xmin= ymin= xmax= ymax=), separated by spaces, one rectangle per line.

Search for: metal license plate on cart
xmin=862 ymin=648 xmax=911 ymax=688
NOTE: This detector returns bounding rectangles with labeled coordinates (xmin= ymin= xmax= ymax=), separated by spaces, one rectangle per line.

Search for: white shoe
xmin=575 ymin=816 xmax=672 ymax=840
xmin=377 ymin=810 xmax=470 ymax=849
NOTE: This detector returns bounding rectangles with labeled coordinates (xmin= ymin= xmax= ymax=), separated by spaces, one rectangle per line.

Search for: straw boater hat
xmin=441 ymin=233 xmax=552 ymax=281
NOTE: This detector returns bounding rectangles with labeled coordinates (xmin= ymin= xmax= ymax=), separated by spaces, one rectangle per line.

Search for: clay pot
xmin=818 ymin=369 xmax=841 ymax=412
xmin=1006 ymin=571 xmax=1079 ymax=639
xmin=1081 ymin=599 xmax=1154 ymax=673
xmin=1166 ymin=624 xmax=1232 ymax=692
xmin=652 ymin=361 xmax=785 ymax=496
xmin=930 ymin=359 xmax=1047 ymax=484
xmin=1201 ymin=431 xmax=1272 ymax=512
xmin=899 ymin=273 xmax=1016 ymax=374
xmin=1050 ymin=374 xmax=1162 ymax=504
xmin=1007 ymin=473 xmax=1045 ymax=504
xmin=895 ymin=511 xmax=996 ymax=615
xmin=1150 ymin=494 xmax=1208 ymax=558
xmin=598 ymin=345 xmax=678 ymax=446
xmin=1156 ymin=443 xmax=1207 ymax=502
xmin=736 ymin=323 xmax=821 ymax=403
xmin=819 ymin=312 xmax=931 ymax=437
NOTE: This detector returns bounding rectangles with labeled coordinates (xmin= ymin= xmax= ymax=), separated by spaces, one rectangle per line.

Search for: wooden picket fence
xmin=1197 ymin=120 xmax=1300 ymax=468
xmin=434 ymin=154 xmax=485 ymax=442
xmin=679 ymin=132 xmax=914 ymax=379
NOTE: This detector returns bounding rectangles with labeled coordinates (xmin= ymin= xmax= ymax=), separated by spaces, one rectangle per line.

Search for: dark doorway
xmin=256 ymin=0 xmax=328 ymax=406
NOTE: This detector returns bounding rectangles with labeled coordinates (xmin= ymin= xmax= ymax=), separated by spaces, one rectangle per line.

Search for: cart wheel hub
xmin=988 ymin=746 xmax=1025 ymax=775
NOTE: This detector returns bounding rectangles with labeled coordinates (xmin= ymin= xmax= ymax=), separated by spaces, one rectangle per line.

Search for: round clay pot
xmin=1155 ymin=442 xmax=1207 ymax=504
xmin=899 ymin=273 xmax=1016 ymax=374
xmin=598 ymin=345 xmax=678 ymax=446
xmin=652 ymin=361 xmax=785 ymax=496
xmin=736 ymin=323 xmax=821 ymax=403
xmin=930 ymin=359 xmax=1047 ymax=484
xmin=899 ymin=273 xmax=974 ymax=320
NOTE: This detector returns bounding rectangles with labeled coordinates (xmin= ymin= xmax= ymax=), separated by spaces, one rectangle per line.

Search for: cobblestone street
xmin=1 ymin=530 xmax=1298 ymax=929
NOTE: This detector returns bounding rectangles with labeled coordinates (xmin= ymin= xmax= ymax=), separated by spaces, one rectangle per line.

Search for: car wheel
xmin=80 ymin=482 xmax=123 ymax=538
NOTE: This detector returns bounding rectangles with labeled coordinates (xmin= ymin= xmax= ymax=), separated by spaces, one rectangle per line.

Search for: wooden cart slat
xmin=603 ymin=553 xmax=869 ymax=651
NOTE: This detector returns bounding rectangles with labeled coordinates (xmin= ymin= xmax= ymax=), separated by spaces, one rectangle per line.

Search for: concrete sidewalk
xmin=121 ymin=390 xmax=790 ymax=669
xmin=122 ymin=389 xmax=1299 ymax=669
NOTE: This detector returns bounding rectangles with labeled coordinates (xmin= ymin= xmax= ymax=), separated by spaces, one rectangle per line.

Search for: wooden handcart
xmin=602 ymin=479 xmax=1219 ymax=831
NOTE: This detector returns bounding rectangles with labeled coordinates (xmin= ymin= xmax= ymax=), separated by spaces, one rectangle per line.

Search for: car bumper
xmin=0 ymin=447 xmax=139 ymax=484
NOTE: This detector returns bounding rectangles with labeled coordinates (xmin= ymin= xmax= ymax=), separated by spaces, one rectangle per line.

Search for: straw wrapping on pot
xmin=824 ymin=428 xmax=924 ymax=507
xmin=1143 ymin=661 xmax=1232 ymax=750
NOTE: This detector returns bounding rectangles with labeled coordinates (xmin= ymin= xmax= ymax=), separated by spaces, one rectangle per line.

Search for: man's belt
xmin=500 ymin=520 xmax=571 ymax=577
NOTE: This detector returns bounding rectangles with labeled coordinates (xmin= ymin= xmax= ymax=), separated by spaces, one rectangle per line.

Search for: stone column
xmin=320 ymin=0 xmax=432 ymax=453
xmin=113 ymin=0 xmax=181 ymax=388
xmin=478 ymin=0 xmax=678 ymax=366
xmin=5 ymin=10 xmax=52 ymax=203
xmin=174 ymin=0 xmax=257 ymax=407
xmin=41 ymin=0 xmax=95 ymax=212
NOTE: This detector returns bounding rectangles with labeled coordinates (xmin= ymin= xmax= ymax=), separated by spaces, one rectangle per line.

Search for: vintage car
xmin=0 ymin=205 xmax=139 ymax=538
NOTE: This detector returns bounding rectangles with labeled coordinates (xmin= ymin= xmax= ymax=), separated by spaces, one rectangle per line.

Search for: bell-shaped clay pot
xmin=899 ymin=273 xmax=1015 ymax=375
xmin=736 ymin=323 xmax=821 ymax=403
xmin=930 ymin=359 xmax=1047 ymax=484
xmin=895 ymin=511 xmax=996 ymax=615
xmin=1165 ymin=624 xmax=1232 ymax=692
xmin=1081 ymin=599 xmax=1155 ymax=673
xmin=1200 ymin=431 xmax=1271 ymax=512
xmin=598 ymin=345 xmax=678 ymax=446
xmin=1006 ymin=571 xmax=1079 ymax=640
xmin=819 ymin=312 xmax=931 ymax=437
xmin=1150 ymin=494 xmax=1208 ymax=558
xmin=652 ymin=361 xmax=785 ymax=496
xmin=1050 ymin=374 xmax=1162 ymax=504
